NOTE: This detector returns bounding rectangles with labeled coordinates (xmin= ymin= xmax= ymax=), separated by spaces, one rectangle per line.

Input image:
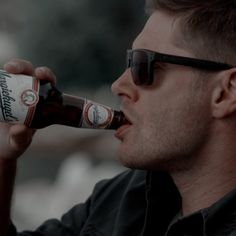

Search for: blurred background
xmin=0 ymin=0 xmax=147 ymax=231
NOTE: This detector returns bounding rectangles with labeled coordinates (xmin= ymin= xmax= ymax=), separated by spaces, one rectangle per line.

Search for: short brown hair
xmin=145 ymin=0 xmax=236 ymax=65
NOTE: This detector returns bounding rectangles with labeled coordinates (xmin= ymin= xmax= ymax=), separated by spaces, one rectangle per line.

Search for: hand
xmin=0 ymin=59 xmax=57 ymax=160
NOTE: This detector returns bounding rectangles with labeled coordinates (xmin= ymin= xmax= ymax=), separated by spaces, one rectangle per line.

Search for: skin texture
xmin=112 ymin=11 xmax=212 ymax=171
xmin=112 ymin=11 xmax=236 ymax=215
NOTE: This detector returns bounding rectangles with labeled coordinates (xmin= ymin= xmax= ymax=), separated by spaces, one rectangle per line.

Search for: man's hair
xmin=145 ymin=0 xmax=236 ymax=65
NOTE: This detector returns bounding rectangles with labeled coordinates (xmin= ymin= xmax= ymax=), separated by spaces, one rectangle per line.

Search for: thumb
xmin=8 ymin=125 xmax=36 ymax=155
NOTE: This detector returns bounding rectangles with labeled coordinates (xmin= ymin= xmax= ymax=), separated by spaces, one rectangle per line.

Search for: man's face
xmin=111 ymin=11 xmax=212 ymax=171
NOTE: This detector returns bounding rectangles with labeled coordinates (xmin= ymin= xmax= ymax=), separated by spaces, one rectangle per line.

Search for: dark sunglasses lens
xmin=131 ymin=51 xmax=150 ymax=85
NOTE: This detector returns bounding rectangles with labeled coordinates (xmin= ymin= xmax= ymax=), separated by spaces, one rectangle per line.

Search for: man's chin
xmin=118 ymin=153 xmax=192 ymax=173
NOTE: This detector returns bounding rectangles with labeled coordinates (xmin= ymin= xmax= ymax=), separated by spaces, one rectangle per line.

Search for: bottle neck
xmin=30 ymin=84 xmax=126 ymax=129
xmin=61 ymin=93 xmax=126 ymax=130
xmin=31 ymin=85 xmax=85 ymax=128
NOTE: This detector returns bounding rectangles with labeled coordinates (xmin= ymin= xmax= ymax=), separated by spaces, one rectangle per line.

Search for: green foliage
xmin=17 ymin=0 xmax=146 ymax=89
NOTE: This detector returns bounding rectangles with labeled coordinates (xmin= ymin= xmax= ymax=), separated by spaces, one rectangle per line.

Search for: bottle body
xmin=0 ymin=70 xmax=126 ymax=129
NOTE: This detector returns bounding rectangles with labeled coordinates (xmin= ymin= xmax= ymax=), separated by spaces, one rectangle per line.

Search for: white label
xmin=81 ymin=100 xmax=113 ymax=129
xmin=0 ymin=70 xmax=39 ymax=126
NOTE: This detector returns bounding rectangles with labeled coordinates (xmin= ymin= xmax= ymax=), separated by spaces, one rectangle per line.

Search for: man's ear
xmin=212 ymin=68 xmax=236 ymax=118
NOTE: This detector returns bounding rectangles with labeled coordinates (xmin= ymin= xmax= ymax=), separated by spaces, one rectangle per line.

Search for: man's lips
xmin=115 ymin=113 xmax=132 ymax=139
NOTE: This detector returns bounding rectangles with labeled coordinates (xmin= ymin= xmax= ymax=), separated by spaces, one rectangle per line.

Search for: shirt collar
xmin=202 ymin=188 xmax=236 ymax=235
xmin=147 ymin=171 xmax=236 ymax=236
xmin=142 ymin=171 xmax=181 ymax=235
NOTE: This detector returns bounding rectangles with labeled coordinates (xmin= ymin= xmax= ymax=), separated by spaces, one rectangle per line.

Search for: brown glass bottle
xmin=29 ymin=83 xmax=126 ymax=129
xmin=0 ymin=70 xmax=126 ymax=129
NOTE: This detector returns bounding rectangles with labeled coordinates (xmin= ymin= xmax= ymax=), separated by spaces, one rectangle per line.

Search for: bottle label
xmin=0 ymin=70 xmax=39 ymax=126
xmin=81 ymin=100 xmax=113 ymax=129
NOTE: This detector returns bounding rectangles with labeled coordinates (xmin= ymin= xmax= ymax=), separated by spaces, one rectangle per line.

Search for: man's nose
xmin=111 ymin=69 xmax=139 ymax=102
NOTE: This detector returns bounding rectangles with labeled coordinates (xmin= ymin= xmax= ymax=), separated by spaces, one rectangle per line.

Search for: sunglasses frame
xmin=127 ymin=49 xmax=234 ymax=85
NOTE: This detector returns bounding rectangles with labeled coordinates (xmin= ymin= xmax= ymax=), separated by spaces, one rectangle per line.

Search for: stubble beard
xmin=118 ymin=88 xmax=211 ymax=173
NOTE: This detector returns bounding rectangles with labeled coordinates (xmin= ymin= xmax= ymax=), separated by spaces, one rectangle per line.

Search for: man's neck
xmin=171 ymin=151 xmax=236 ymax=216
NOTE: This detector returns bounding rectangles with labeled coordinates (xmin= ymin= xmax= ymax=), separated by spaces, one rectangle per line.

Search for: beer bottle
xmin=0 ymin=70 xmax=126 ymax=129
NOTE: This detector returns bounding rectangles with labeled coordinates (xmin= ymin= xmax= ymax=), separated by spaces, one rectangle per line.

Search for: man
xmin=1 ymin=0 xmax=236 ymax=235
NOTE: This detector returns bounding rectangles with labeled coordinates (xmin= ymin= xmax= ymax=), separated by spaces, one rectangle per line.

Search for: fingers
xmin=4 ymin=59 xmax=34 ymax=75
xmin=0 ymin=123 xmax=36 ymax=160
xmin=8 ymin=124 xmax=36 ymax=156
xmin=3 ymin=58 xmax=57 ymax=86
xmin=35 ymin=67 xmax=57 ymax=86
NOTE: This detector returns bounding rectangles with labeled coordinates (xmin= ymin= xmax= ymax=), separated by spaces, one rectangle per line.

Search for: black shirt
xmin=9 ymin=170 xmax=236 ymax=236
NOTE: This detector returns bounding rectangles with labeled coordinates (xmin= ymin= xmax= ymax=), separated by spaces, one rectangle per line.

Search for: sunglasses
xmin=126 ymin=49 xmax=234 ymax=85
